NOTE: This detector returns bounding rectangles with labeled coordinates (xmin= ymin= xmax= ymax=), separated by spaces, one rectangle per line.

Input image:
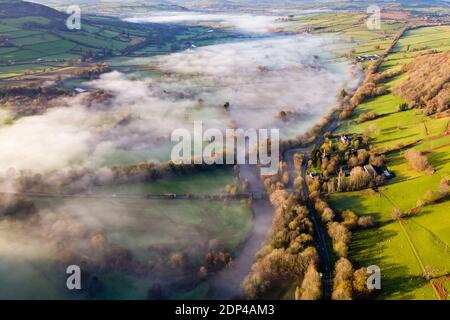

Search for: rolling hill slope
xmin=0 ymin=0 xmax=154 ymax=78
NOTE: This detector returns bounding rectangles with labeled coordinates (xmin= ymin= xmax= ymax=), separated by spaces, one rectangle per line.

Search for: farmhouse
xmin=74 ymin=88 xmax=87 ymax=94
xmin=363 ymin=164 xmax=377 ymax=177
xmin=356 ymin=54 xmax=380 ymax=62
xmin=383 ymin=169 xmax=395 ymax=179
xmin=309 ymin=171 xmax=318 ymax=179
xmin=340 ymin=135 xmax=351 ymax=144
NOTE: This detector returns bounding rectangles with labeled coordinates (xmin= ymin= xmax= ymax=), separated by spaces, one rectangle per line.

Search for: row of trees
xmin=0 ymin=194 xmax=37 ymax=219
xmin=392 ymin=177 xmax=448 ymax=219
xmin=332 ymin=258 xmax=373 ymax=300
xmin=307 ymin=181 xmax=375 ymax=300
xmin=311 ymin=192 xmax=374 ymax=259
xmin=8 ymin=159 xmax=233 ymax=194
xmin=339 ymin=28 xmax=408 ymax=121
xmin=243 ymin=166 xmax=320 ymax=299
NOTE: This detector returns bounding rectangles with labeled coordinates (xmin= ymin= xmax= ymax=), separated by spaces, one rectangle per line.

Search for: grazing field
xmin=381 ymin=26 xmax=450 ymax=72
xmin=1 ymin=177 xmax=253 ymax=300
xmin=0 ymin=1 xmax=153 ymax=78
xmin=279 ymin=12 xmax=404 ymax=67
xmin=0 ymin=0 xmax=243 ymax=79
xmin=35 ymin=196 xmax=253 ymax=258
xmin=328 ymin=25 xmax=450 ymax=300
xmin=95 ymin=168 xmax=239 ymax=195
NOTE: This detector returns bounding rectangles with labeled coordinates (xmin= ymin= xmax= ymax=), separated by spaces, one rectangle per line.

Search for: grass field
xmin=0 ymin=1 xmax=243 ymax=79
xmin=380 ymin=26 xmax=450 ymax=72
xmin=279 ymin=12 xmax=404 ymax=65
xmin=328 ymin=24 xmax=450 ymax=300
xmin=0 ymin=173 xmax=252 ymax=300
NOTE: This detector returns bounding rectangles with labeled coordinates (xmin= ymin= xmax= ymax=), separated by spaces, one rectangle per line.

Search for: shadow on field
xmin=377 ymin=133 xmax=417 ymax=145
xmin=426 ymin=150 xmax=449 ymax=170
xmin=330 ymin=192 xmax=383 ymax=221
xmin=350 ymin=222 xmax=429 ymax=299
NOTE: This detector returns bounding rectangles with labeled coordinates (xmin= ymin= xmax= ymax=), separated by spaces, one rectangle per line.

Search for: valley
xmin=0 ymin=0 xmax=448 ymax=301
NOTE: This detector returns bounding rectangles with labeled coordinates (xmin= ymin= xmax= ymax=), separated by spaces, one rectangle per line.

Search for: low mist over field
xmin=0 ymin=35 xmax=359 ymax=175
xmin=0 ymin=31 xmax=360 ymax=299
xmin=126 ymin=12 xmax=282 ymax=33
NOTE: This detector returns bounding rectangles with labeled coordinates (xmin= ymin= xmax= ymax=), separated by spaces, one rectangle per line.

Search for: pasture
xmin=328 ymin=25 xmax=450 ymax=300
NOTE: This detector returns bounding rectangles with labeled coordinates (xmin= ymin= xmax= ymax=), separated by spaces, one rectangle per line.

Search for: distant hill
xmin=0 ymin=0 xmax=68 ymax=28
xmin=28 ymin=0 xmax=190 ymax=14
xmin=167 ymin=0 xmax=450 ymax=11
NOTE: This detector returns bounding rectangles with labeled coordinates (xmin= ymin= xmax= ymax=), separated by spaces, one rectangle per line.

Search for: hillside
xmin=0 ymin=0 xmax=154 ymax=78
xmin=326 ymin=26 xmax=450 ymax=300
xmin=0 ymin=0 xmax=244 ymax=80
xmin=29 ymin=0 xmax=190 ymax=16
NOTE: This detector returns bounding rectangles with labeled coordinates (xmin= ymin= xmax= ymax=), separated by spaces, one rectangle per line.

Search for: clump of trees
xmin=295 ymin=263 xmax=322 ymax=300
xmin=0 ymin=194 xmax=37 ymax=219
xmin=328 ymin=222 xmax=352 ymax=258
xmin=397 ymin=102 xmax=410 ymax=112
xmin=349 ymin=166 xmax=372 ymax=190
xmin=203 ymin=248 xmax=233 ymax=273
xmin=307 ymin=134 xmax=387 ymax=194
xmin=332 ymin=258 xmax=373 ymax=300
xmin=358 ymin=111 xmax=379 ymax=123
xmin=243 ymin=172 xmax=320 ymax=299
xmin=404 ymin=148 xmax=433 ymax=174
xmin=394 ymin=51 xmax=450 ymax=115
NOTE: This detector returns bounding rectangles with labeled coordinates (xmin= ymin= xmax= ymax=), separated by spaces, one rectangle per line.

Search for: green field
xmin=0 ymin=0 xmax=244 ymax=79
xmin=328 ymin=25 xmax=450 ymax=300
xmin=96 ymin=168 xmax=238 ymax=195
xmin=279 ymin=12 xmax=404 ymax=65
xmin=0 ymin=1 xmax=155 ymax=78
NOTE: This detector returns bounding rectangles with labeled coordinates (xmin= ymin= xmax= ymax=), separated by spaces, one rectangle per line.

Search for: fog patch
xmin=126 ymin=12 xmax=282 ymax=33
xmin=0 ymin=35 xmax=359 ymax=176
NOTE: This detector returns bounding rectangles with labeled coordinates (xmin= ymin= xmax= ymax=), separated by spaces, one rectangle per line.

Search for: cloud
xmin=0 ymin=32 xmax=362 ymax=298
xmin=126 ymin=12 xmax=282 ymax=33
xmin=0 ymin=35 xmax=359 ymax=175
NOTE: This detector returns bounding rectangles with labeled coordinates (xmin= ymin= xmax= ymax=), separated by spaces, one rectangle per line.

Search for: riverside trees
xmin=243 ymin=166 xmax=319 ymax=299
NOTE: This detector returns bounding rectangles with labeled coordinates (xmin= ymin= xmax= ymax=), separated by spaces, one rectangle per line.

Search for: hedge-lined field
xmin=328 ymin=25 xmax=450 ymax=300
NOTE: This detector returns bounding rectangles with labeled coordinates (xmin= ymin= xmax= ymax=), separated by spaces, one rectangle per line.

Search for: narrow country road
xmin=284 ymin=120 xmax=339 ymax=300
xmin=210 ymin=120 xmax=339 ymax=300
